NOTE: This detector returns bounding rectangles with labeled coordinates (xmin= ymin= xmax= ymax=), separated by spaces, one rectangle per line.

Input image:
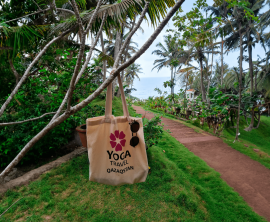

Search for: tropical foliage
xmin=149 ymin=0 xmax=270 ymax=140
xmin=0 ymin=0 xmax=187 ymax=182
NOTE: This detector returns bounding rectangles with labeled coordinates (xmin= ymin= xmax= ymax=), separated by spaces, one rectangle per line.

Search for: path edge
xmin=0 ymin=147 xmax=87 ymax=195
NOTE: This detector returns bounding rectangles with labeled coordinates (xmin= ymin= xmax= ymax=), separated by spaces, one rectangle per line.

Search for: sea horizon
xmin=131 ymin=77 xmax=182 ymax=100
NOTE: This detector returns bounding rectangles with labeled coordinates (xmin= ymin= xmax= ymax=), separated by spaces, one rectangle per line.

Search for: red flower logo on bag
xmin=110 ymin=130 xmax=126 ymax=151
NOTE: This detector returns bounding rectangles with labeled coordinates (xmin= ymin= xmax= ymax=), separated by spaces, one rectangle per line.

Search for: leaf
xmin=39 ymin=69 xmax=47 ymax=73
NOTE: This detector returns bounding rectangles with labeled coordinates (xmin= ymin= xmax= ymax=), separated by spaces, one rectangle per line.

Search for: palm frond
xmin=0 ymin=23 xmax=47 ymax=57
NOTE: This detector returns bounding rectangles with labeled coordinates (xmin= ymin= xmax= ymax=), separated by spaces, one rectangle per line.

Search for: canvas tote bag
xmin=86 ymin=71 xmax=148 ymax=186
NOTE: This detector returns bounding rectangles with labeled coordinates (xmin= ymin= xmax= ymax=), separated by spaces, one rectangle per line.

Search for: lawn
xmin=143 ymin=106 xmax=270 ymax=171
xmin=0 ymin=131 xmax=266 ymax=221
xmin=91 ymin=97 xmax=138 ymax=117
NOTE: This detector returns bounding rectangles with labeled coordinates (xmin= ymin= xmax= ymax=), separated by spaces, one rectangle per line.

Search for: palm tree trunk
xmin=173 ymin=67 xmax=177 ymax=102
xmin=116 ymin=34 xmax=130 ymax=98
xmin=130 ymin=80 xmax=134 ymax=98
xmin=221 ymin=35 xmax=224 ymax=86
xmin=100 ymin=32 xmax=106 ymax=82
xmin=235 ymin=24 xmax=243 ymax=141
xmin=116 ymin=60 xmax=122 ymax=97
xmin=248 ymin=34 xmax=253 ymax=95
xmin=186 ymin=71 xmax=188 ymax=93
xmin=112 ymin=30 xmax=122 ymax=99
xmin=207 ymin=41 xmax=214 ymax=106
xmin=171 ymin=66 xmax=173 ymax=95
xmin=255 ymin=70 xmax=257 ymax=91
xmin=245 ymin=30 xmax=255 ymax=131
xmin=199 ymin=57 xmax=207 ymax=102
xmin=185 ymin=71 xmax=188 ymax=112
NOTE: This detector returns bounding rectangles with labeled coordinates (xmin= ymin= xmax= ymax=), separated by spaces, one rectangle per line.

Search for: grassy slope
xmin=0 ymin=131 xmax=265 ymax=221
xmin=143 ymin=107 xmax=270 ymax=170
xmin=91 ymin=97 xmax=138 ymax=117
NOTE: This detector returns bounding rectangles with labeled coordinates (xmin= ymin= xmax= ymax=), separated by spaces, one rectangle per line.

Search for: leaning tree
xmin=0 ymin=0 xmax=187 ymax=183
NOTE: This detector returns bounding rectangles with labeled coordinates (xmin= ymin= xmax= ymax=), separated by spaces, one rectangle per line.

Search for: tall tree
xmin=206 ymin=0 xmax=232 ymax=86
xmin=124 ymin=63 xmax=142 ymax=97
xmin=152 ymin=35 xmax=183 ymax=96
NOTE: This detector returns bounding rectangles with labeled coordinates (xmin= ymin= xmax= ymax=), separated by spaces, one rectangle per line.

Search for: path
xmin=133 ymin=105 xmax=270 ymax=221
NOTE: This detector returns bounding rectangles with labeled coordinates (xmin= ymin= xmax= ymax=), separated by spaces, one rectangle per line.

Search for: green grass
xmin=91 ymin=97 xmax=138 ymax=117
xmin=143 ymin=106 xmax=270 ymax=171
xmin=0 ymin=131 xmax=265 ymax=221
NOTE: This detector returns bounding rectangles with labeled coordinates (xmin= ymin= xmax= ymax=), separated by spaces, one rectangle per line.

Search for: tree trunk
xmin=0 ymin=27 xmax=75 ymax=118
xmin=100 ymin=32 xmax=106 ymax=82
xmin=9 ymin=59 xmax=20 ymax=85
xmin=186 ymin=72 xmax=188 ymax=93
xmin=171 ymin=66 xmax=173 ymax=95
xmin=130 ymin=81 xmax=133 ymax=98
xmin=112 ymin=30 xmax=122 ymax=99
xmin=0 ymin=0 xmax=186 ymax=183
xmin=116 ymin=15 xmax=135 ymax=99
xmin=254 ymin=70 xmax=257 ymax=91
xmin=199 ymin=57 xmax=206 ymax=102
xmin=254 ymin=111 xmax=261 ymax=129
xmin=116 ymin=66 xmax=125 ymax=97
xmin=221 ymin=35 xmax=224 ymax=86
xmin=248 ymin=36 xmax=253 ymax=95
xmin=245 ymin=31 xmax=255 ymax=132
xmin=116 ymin=29 xmax=130 ymax=98
xmin=207 ymin=41 xmax=214 ymax=106
xmin=235 ymin=25 xmax=243 ymax=141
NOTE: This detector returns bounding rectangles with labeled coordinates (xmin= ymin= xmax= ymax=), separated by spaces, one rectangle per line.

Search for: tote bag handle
xmin=105 ymin=69 xmax=130 ymax=119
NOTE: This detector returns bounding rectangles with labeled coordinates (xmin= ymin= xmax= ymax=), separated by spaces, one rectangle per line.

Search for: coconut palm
xmin=0 ymin=0 xmax=175 ymax=61
xmin=212 ymin=62 xmax=232 ymax=88
xmin=206 ymin=1 xmax=233 ymax=86
xmin=177 ymin=67 xmax=196 ymax=93
xmin=208 ymin=0 xmax=264 ymax=93
xmin=221 ymin=0 xmax=264 ymax=132
xmin=225 ymin=0 xmax=264 ymax=93
xmin=104 ymin=31 xmax=139 ymax=62
xmin=152 ymin=35 xmax=187 ymax=96
xmin=124 ymin=63 xmax=142 ymax=97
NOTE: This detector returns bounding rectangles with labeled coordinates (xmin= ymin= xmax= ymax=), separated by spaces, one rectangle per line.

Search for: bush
xmin=143 ymin=115 xmax=164 ymax=148
xmin=0 ymin=104 xmax=105 ymax=168
xmin=0 ymin=49 xmax=106 ymax=168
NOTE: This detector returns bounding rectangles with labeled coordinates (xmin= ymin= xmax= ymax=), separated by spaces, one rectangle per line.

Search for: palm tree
xmin=104 ymin=31 xmax=139 ymax=59
xmin=152 ymin=35 xmax=186 ymax=96
xmin=177 ymin=67 xmax=196 ymax=93
xmin=180 ymin=39 xmax=220 ymax=102
xmin=212 ymin=62 xmax=232 ymax=88
xmin=102 ymin=18 xmax=143 ymax=98
xmin=0 ymin=0 xmax=174 ymax=85
xmin=224 ymin=0 xmax=264 ymax=94
xmin=89 ymin=57 xmax=104 ymax=83
xmin=223 ymin=0 xmax=263 ymax=132
xmin=206 ymin=1 xmax=233 ymax=86
xmin=124 ymin=63 xmax=142 ymax=97
xmin=208 ymin=0 xmax=264 ymax=132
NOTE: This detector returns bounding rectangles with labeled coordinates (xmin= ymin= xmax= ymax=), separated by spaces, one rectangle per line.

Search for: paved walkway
xmin=133 ymin=106 xmax=270 ymax=221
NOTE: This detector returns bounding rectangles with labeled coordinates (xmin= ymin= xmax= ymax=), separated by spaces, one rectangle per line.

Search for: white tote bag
xmin=86 ymin=73 xmax=148 ymax=186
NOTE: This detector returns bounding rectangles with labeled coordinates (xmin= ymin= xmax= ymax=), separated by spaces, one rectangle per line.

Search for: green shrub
xmin=0 ymin=49 xmax=106 ymax=168
xmin=143 ymin=115 xmax=164 ymax=148
xmin=0 ymin=104 xmax=105 ymax=168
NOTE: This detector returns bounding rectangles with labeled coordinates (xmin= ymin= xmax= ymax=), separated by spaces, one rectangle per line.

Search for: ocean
xmin=131 ymin=77 xmax=181 ymax=100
